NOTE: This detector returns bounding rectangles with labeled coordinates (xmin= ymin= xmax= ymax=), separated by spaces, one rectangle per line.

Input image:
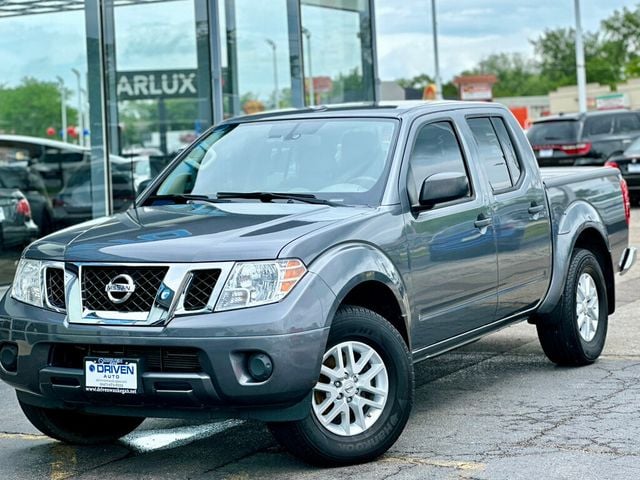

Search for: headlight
xmin=11 ymin=259 xmax=44 ymax=307
xmin=215 ymin=259 xmax=306 ymax=311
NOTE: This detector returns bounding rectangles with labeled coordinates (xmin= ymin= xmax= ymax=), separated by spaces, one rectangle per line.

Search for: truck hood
xmin=25 ymin=202 xmax=369 ymax=263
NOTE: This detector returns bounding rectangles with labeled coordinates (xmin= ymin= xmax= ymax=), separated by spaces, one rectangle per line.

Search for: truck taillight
xmin=620 ymin=178 xmax=631 ymax=225
xmin=560 ymin=143 xmax=591 ymax=155
xmin=16 ymin=198 xmax=31 ymax=218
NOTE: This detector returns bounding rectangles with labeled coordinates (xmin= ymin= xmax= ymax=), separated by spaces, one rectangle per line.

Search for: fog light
xmin=247 ymin=352 xmax=273 ymax=382
xmin=0 ymin=343 xmax=18 ymax=373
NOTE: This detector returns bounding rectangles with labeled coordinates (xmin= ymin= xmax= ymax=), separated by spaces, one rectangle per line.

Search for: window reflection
xmin=301 ymin=0 xmax=374 ymax=104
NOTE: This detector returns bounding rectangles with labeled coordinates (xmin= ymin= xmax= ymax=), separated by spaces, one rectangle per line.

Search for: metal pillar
xmin=286 ymin=0 xmax=304 ymax=108
xmin=431 ymin=0 xmax=442 ymax=100
xmin=208 ymin=0 xmax=224 ymax=124
xmin=574 ymin=0 xmax=587 ymax=113
xmin=84 ymin=0 xmax=112 ymax=218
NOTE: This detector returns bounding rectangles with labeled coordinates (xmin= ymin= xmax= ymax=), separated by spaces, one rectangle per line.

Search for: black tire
xmin=536 ymin=248 xmax=608 ymax=366
xmin=268 ymin=305 xmax=414 ymax=466
xmin=18 ymin=398 xmax=145 ymax=445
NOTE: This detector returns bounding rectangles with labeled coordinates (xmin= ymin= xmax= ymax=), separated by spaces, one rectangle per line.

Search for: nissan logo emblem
xmin=105 ymin=274 xmax=136 ymax=304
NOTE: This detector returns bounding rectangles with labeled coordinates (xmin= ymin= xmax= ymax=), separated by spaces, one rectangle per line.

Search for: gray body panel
xmin=0 ymin=101 xmax=631 ymax=421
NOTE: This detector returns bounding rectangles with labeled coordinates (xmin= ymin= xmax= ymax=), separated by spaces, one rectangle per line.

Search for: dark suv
xmin=528 ymin=110 xmax=640 ymax=166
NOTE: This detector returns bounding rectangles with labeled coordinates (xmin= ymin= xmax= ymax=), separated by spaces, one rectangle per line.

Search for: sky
xmin=0 ymin=0 xmax=637 ymax=99
xmin=375 ymin=0 xmax=637 ymax=81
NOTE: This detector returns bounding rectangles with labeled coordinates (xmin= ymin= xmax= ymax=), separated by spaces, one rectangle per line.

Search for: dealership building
xmin=0 ymin=0 xmax=378 ymax=283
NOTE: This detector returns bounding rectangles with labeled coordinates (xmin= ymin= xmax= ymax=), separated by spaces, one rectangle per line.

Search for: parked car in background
xmin=52 ymin=161 xmax=138 ymax=228
xmin=0 ymin=135 xmax=129 ymax=196
xmin=606 ymin=136 xmax=640 ymax=205
xmin=0 ymin=188 xmax=38 ymax=250
xmin=0 ymin=165 xmax=54 ymax=235
xmin=528 ymin=110 xmax=640 ymax=167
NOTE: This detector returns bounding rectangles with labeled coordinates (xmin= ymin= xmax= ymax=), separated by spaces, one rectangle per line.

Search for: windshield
xmin=625 ymin=137 xmax=640 ymax=156
xmin=152 ymin=118 xmax=398 ymax=206
xmin=527 ymin=120 xmax=579 ymax=144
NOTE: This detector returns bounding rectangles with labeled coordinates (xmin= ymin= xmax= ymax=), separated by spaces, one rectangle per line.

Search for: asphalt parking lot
xmin=0 ymin=208 xmax=638 ymax=480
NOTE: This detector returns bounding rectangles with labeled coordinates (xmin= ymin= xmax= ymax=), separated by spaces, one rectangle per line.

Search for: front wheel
xmin=18 ymin=398 xmax=145 ymax=445
xmin=537 ymin=248 xmax=608 ymax=366
xmin=268 ymin=306 xmax=414 ymax=466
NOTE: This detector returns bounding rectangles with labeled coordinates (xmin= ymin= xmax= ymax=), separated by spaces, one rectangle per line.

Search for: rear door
xmin=403 ymin=118 xmax=498 ymax=348
xmin=467 ymin=115 xmax=552 ymax=319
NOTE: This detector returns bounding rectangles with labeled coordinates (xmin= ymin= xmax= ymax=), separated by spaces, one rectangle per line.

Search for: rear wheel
xmin=536 ymin=248 xmax=608 ymax=366
xmin=18 ymin=398 xmax=145 ymax=445
xmin=268 ymin=306 xmax=414 ymax=466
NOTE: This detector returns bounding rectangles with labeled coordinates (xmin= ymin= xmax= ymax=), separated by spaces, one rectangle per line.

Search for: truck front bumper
xmin=0 ymin=272 xmax=335 ymax=422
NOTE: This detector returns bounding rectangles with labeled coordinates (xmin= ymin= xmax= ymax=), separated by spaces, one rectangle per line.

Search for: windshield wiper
xmin=144 ymin=194 xmax=227 ymax=205
xmin=216 ymin=191 xmax=342 ymax=206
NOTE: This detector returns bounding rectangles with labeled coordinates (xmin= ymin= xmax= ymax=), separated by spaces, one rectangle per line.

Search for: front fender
xmin=537 ymin=200 xmax=610 ymax=315
xmin=307 ymin=242 xmax=411 ymax=345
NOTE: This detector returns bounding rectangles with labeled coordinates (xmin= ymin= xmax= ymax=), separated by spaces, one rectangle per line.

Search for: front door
xmin=404 ymin=120 xmax=498 ymax=349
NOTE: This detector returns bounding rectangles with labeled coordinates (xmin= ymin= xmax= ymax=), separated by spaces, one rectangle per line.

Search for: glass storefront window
xmin=220 ymin=0 xmax=293 ymax=118
xmin=0 ymin=6 xmax=95 ymax=284
xmin=108 ymin=0 xmax=212 ymax=186
xmin=0 ymin=0 xmax=377 ymax=285
xmin=300 ymin=0 xmax=375 ymax=105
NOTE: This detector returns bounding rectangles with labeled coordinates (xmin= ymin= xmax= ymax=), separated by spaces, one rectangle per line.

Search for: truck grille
xmin=46 ymin=268 xmax=66 ymax=310
xmin=50 ymin=344 xmax=203 ymax=373
xmin=183 ymin=269 xmax=221 ymax=311
xmin=81 ymin=266 xmax=168 ymax=312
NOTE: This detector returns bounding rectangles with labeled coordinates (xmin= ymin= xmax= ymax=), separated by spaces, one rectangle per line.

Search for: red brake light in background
xmin=605 ymin=160 xmax=620 ymax=170
xmin=559 ymin=142 xmax=591 ymax=156
xmin=16 ymin=198 xmax=31 ymax=218
xmin=620 ymin=178 xmax=631 ymax=225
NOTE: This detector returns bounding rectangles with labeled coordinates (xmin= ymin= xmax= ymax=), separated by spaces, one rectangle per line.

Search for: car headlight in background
xmin=11 ymin=259 xmax=44 ymax=307
xmin=215 ymin=259 xmax=307 ymax=311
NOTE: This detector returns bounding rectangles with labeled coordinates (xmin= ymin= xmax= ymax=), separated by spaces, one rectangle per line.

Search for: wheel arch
xmin=308 ymin=242 xmax=412 ymax=350
xmin=535 ymin=199 xmax=615 ymax=319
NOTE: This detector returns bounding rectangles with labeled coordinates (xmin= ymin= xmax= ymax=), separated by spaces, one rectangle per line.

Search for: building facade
xmin=0 ymin=0 xmax=379 ymax=283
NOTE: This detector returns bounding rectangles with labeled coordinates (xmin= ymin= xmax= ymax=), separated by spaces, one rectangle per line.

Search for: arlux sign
xmin=116 ymin=69 xmax=198 ymax=100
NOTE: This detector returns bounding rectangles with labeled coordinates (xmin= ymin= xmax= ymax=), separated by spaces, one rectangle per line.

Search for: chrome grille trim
xmin=64 ymin=262 xmax=235 ymax=326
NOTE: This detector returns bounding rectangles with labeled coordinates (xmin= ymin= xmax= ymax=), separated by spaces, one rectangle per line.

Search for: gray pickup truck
xmin=0 ymin=102 xmax=636 ymax=466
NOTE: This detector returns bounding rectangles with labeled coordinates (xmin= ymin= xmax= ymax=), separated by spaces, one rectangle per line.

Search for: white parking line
xmin=121 ymin=420 xmax=244 ymax=453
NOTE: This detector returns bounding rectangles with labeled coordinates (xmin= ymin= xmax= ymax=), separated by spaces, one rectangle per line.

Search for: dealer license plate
xmin=85 ymin=358 xmax=138 ymax=394
xmin=539 ymin=149 xmax=554 ymax=158
xmin=627 ymin=163 xmax=640 ymax=173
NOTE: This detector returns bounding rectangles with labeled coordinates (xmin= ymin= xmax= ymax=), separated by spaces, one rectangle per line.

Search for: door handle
xmin=528 ymin=204 xmax=545 ymax=215
xmin=474 ymin=215 xmax=492 ymax=229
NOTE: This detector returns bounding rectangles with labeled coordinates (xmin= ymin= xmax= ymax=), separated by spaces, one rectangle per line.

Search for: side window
xmin=490 ymin=117 xmax=522 ymax=184
xmin=407 ymin=121 xmax=471 ymax=204
xmin=467 ymin=117 xmax=512 ymax=192
xmin=584 ymin=115 xmax=613 ymax=136
xmin=614 ymin=113 xmax=640 ymax=134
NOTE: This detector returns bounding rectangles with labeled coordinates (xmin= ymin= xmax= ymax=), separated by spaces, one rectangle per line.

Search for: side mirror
xmin=137 ymin=178 xmax=153 ymax=196
xmin=418 ymin=172 xmax=469 ymax=209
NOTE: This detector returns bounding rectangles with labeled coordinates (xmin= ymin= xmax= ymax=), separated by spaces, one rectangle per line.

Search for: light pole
xmin=431 ymin=0 xmax=443 ymax=100
xmin=302 ymin=27 xmax=314 ymax=106
xmin=265 ymin=39 xmax=280 ymax=109
xmin=574 ymin=0 xmax=587 ymax=113
xmin=71 ymin=68 xmax=84 ymax=146
xmin=56 ymin=76 xmax=67 ymax=143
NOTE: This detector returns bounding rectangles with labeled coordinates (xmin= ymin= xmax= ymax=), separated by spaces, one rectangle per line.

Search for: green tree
xmin=396 ymin=73 xmax=434 ymax=90
xmin=462 ymin=52 xmax=552 ymax=97
xmin=531 ymin=27 xmax=623 ymax=87
xmin=601 ymin=5 xmax=640 ymax=77
xmin=0 ymin=78 xmax=77 ymax=138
